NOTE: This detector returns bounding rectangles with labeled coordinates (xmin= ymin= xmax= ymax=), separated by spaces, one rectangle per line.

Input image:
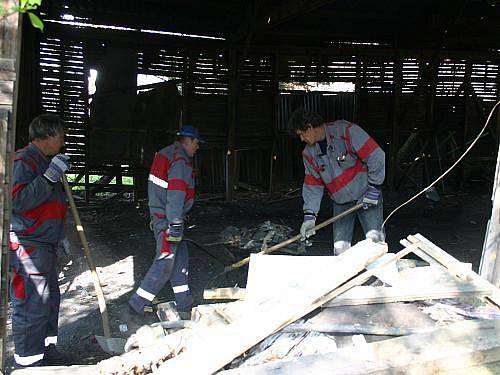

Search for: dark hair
xmin=29 ymin=113 xmax=65 ymax=141
xmin=288 ymin=108 xmax=324 ymax=132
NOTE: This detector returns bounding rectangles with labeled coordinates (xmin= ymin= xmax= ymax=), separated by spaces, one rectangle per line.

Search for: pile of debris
xmin=220 ymin=221 xmax=306 ymax=255
xmin=14 ymin=234 xmax=500 ymax=375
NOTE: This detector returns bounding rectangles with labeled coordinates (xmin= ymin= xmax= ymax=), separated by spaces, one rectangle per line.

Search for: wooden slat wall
xmin=27 ymin=21 xmax=499 ymax=192
xmin=39 ymin=36 xmax=87 ymax=172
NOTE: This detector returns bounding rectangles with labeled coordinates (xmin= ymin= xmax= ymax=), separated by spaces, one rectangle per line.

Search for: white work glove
xmin=300 ymin=213 xmax=316 ymax=240
xmin=44 ymin=154 xmax=70 ymax=183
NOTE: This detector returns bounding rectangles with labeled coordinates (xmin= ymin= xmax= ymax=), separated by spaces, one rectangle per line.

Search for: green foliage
xmin=1 ymin=0 xmax=44 ymax=32
xmin=27 ymin=11 xmax=43 ymax=31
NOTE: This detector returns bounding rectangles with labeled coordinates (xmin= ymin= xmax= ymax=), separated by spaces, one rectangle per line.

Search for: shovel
xmin=62 ymin=176 xmax=118 ymax=353
xmin=223 ymin=202 xmax=364 ymax=273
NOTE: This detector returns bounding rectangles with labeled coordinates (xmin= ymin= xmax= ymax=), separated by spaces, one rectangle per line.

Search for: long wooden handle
xmin=224 ymin=203 xmax=364 ymax=272
xmin=62 ymin=175 xmax=111 ymax=338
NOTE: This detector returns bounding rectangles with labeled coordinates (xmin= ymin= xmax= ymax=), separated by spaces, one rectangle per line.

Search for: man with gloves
xmin=10 ymin=114 xmax=70 ymax=368
xmin=128 ymin=125 xmax=204 ymax=320
xmin=289 ymin=108 xmax=385 ymax=255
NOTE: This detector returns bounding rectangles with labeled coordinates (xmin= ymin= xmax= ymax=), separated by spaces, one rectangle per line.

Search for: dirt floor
xmin=4 ymin=180 xmax=493 ymax=372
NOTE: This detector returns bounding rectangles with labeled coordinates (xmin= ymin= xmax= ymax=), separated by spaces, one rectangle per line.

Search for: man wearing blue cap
xmin=127 ymin=124 xmax=204 ymax=320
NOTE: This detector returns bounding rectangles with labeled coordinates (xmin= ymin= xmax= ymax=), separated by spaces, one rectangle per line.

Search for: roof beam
xmin=263 ymin=0 xmax=338 ymax=29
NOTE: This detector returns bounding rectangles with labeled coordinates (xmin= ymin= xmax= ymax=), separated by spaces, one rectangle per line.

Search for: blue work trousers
xmin=129 ymin=218 xmax=193 ymax=314
xmin=332 ymin=195 xmax=385 ymax=255
xmin=10 ymin=240 xmax=59 ymax=366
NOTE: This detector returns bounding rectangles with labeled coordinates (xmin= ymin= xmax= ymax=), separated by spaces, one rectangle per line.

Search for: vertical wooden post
xmin=226 ymin=49 xmax=239 ymax=201
xmin=269 ymin=54 xmax=279 ymax=193
xmin=0 ymin=1 xmax=19 ymax=369
xmin=353 ymin=60 xmax=362 ymax=123
xmin=388 ymin=58 xmax=402 ymax=190
xmin=423 ymin=58 xmax=438 ymax=186
xmin=497 ymin=72 xmax=500 ymax=139
xmin=458 ymin=62 xmax=473 ymax=190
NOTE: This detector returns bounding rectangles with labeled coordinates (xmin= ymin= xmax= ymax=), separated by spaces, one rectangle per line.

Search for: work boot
xmin=44 ymin=344 xmax=71 ymax=366
xmin=120 ymin=304 xmax=157 ymax=329
xmin=120 ymin=304 xmax=147 ymax=326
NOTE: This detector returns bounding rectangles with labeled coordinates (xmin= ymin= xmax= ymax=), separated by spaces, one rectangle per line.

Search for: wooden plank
xmin=407 ymin=234 xmax=472 ymax=279
xmin=310 ymin=302 xmax=434 ymax=331
xmin=0 ymin=2 xmax=19 ymax=368
xmin=157 ymin=240 xmax=388 ymax=374
xmin=325 ymin=282 xmax=492 ymax=307
xmin=220 ymin=320 xmax=500 ymax=374
xmin=204 ymin=280 xmax=492 ymax=306
xmin=480 ymin=141 xmax=500 ymax=288
xmin=245 ymin=254 xmax=355 ymax=303
xmin=400 ymin=238 xmax=440 ymax=265
xmin=203 ymin=287 xmax=245 ymax=300
xmin=408 ymin=234 xmax=500 ymax=307
xmin=12 ymin=365 xmax=95 ymax=375
xmin=283 ymin=322 xmax=434 ymax=337
xmin=206 ymin=262 xmax=493 ymax=307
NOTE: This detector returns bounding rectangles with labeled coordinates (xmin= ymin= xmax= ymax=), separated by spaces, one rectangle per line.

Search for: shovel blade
xmin=95 ymin=335 xmax=126 ymax=355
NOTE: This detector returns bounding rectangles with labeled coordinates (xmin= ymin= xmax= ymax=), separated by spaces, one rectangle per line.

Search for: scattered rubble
xmin=16 ymin=234 xmax=500 ymax=374
xmin=220 ymin=221 xmax=306 ymax=255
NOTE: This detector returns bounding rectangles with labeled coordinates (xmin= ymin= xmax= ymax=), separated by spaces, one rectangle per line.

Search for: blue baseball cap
xmin=177 ymin=124 xmax=206 ymax=143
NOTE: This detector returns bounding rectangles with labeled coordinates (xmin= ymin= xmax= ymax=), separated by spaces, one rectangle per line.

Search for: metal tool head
xmin=95 ymin=335 xmax=126 ymax=355
xmin=156 ymin=301 xmax=181 ymax=322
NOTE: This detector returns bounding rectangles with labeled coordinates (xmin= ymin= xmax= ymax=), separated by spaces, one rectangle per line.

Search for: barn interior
xmin=3 ymin=0 xmax=500 ymax=371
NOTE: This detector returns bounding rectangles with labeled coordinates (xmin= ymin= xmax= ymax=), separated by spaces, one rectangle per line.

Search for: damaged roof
xmin=41 ymin=0 xmax=500 ymax=51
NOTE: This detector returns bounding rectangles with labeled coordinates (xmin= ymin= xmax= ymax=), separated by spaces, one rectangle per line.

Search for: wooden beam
xmin=388 ymin=57 xmax=402 ymax=190
xmin=407 ymin=233 xmax=500 ymax=307
xmin=263 ymin=0 xmax=338 ymax=30
xmin=0 ymin=2 xmax=20 ymax=370
xmin=43 ymin=23 xmax=500 ymax=61
xmin=219 ymin=320 xmax=500 ymax=374
xmin=480 ymin=142 xmax=500 ymax=288
xmin=226 ymin=49 xmax=239 ymax=201
xmin=158 ymin=240 xmax=388 ymax=374
xmin=204 ymin=280 xmax=492 ymax=305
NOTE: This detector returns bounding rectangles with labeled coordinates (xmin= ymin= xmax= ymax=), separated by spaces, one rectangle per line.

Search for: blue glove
xmin=167 ymin=218 xmax=184 ymax=242
xmin=300 ymin=213 xmax=316 ymax=240
xmin=362 ymin=185 xmax=380 ymax=209
xmin=44 ymin=154 xmax=70 ymax=183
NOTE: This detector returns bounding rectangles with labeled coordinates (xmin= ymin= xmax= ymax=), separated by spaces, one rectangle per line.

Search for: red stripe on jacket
xmin=168 ymin=178 xmax=188 ymax=193
xmin=14 ymin=155 xmax=37 ymax=172
xmin=150 ymin=153 xmax=170 ymax=179
xmin=12 ymin=183 xmax=27 ymax=200
xmin=304 ymin=173 xmax=323 ymax=186
xmin=357 ymin=138 xmax=379 ymax=160
xmin=20 ymin=201 xmax=68 ymax=235
xmin=343 ymin=123 xmax=355 ymax=157
xmin=302 ymin=152 xmax=322 ymax=175
xmin=325 ymin=160 xmax=367 ymax=195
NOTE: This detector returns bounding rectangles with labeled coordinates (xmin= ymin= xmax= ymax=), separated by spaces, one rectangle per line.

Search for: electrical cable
xmin=382 ymin=99 xmax=500 ymax=229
